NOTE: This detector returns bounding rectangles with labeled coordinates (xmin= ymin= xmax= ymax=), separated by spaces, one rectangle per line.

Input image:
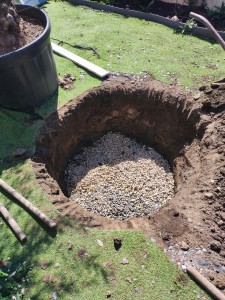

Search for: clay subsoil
xmin=33 ymin=76 xmax=225 ymax=291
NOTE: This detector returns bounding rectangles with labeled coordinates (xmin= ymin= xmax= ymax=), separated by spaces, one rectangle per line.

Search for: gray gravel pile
xmin=165 ymin=244 xmax=225 ymax=277
xmin=64 ymin=133 xmax=174 ymax=220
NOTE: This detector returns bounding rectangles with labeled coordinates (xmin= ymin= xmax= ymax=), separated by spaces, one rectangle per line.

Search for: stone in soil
xmin=181 ymin=241 xmax=189 ymax=251
xmin=121 ymin=258 xmax=129 ymax=265
xmin=210 ymin=242 xmax=221 ymax=253
xmin=13 ymin=148 xmax=26 ymax=157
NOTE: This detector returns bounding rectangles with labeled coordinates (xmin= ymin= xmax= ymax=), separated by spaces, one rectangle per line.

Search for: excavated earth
xmin=33 ymin=76 xmax=225 ymax=290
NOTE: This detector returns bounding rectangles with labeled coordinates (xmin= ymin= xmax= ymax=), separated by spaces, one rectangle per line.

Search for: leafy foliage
xmin=206 ymin=3 xmax=225 ymax=21
xmin=0 ymin=261 xmax=32 ymax=299
xmin=176 ymin=18 xmax=197 ymax=35
xmin=0 ymin=271 xmax=7 ymax=278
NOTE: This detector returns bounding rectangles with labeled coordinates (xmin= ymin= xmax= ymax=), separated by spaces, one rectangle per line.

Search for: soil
xmin=33 ymin=75 xmax=225 ymax=291
xmin=58 ymin=74 xmax=76 ymax=91
xmin=0 ymin=13 xmax=44 ymax=56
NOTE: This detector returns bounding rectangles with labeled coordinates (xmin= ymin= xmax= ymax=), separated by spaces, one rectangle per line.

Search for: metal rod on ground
xmin=0 ymin=179 xmax=57 ymax=229
xmin=0 ymin=202 xmax=27 ymax=243
xmin=187 ymin=265 xmax=225 ymax=300
xmin=189 ymin=12 xmax=225 ymax=51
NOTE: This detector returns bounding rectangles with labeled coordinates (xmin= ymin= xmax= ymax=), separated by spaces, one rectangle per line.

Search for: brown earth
xmin=58 ymin=74 xmax=76 ymax=91
xmin=33 ymin=76 xmax=225 ymax=289
xmin=0 ymin=11 xmax=44 ymax=56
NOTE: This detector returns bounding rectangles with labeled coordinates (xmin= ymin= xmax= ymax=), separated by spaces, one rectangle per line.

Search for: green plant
xmin=0 ymin=272 xmax=7 ymax=278
xmin=0 ymin=261 xmax=32 ymax=298
xmin=100 ymin=0 xmax=115 ymax=5
xmin=176 ymin=18 xmax=197 ymax=35
xmin=207 ymin=3 xmax=225 ymax=20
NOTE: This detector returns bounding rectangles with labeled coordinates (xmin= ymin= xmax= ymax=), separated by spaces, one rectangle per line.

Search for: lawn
xmin=47 ymin=1 xmax=224 ymax=89
xmin=1 ymin=0 xmax=224 ymax=298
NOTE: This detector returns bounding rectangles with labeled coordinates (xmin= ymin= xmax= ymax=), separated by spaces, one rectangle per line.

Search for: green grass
xmin=0 ymin=1 xmax=222 ymax=298
xmin=28 ymin=229 xmax=211 ymax=299
xmin=0 ymin=221 xmax=210 ymax=299
xmin=45 ymin=1 xmax=225 ymax=89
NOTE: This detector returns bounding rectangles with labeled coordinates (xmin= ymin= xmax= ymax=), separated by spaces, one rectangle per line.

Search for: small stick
xmin=0 ymin=202 xmax=27 ymax=243
xmin=187 ymin=265 xmax=225 ymax=300
xmin=0 ymin=179 xmax=57 ymax=229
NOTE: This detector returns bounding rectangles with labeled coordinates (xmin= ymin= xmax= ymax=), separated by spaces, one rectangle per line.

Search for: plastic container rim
xmin=0 ymin=4 xmax=50 ymax=61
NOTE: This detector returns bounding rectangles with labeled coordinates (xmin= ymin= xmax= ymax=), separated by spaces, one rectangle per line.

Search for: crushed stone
xmin=64 ymin=132 xmax=174 ymax=220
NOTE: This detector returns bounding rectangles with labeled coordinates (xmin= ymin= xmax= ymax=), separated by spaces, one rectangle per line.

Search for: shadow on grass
xmin=31 ymin=253 xmax=110 ymax=299
xmin=0 ymin=90 xmax=59 ymax=176
xmin=173 ymin=27 xmax=218 ymax=46
xmin=0 ymin=218 xmax=54 ymax=263
xmin=0 ymin=187 xmax=57 ymax=240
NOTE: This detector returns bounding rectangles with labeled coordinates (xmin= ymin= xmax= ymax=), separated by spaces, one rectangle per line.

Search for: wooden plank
xmin=0 ymin=202 xmax=27 ymax=242
xmin=51 ymin=42 xmax=109 ymax=78
xmin=187 ymin=265 xmax=225 ymax=300
xmin=0 ymin=179 xmax=57 ymax=229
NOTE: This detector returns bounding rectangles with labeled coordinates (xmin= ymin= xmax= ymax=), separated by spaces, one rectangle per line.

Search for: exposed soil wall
xmin=36 ymin=76 xmax=199 ymax=191
xmin=34 ymin=76 xmax=225 ymax=288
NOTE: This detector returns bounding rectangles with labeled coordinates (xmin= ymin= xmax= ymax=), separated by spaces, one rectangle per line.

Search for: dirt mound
xmin=33 ymin=76 xmax=225 ymax=286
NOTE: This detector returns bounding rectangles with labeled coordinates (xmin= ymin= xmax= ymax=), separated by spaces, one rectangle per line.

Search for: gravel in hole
xmin=64 ymin=133 xmax=174 ymax=220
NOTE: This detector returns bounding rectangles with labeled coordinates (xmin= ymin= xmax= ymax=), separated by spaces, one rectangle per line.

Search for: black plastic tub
xmin=0 ymin=5 xmax=58 ymax=110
